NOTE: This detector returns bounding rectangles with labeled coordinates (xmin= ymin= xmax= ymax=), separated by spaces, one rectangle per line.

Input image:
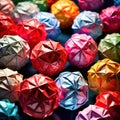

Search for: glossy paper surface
xmin=30 ymin=39 xmax=68 ymax=76
xmin=15 ymin=74 xmax=59 ymax=119
xmin=100 ymin=6 xmax=120 ymax=33
xmin=16 ymin=18 xmax=47 ymax=49
xmin=65 ymin=34 xmax=98 ymax=68
xmin=72 ymin=11 xmax=103 ymax=39
xmin=88 ymin=58 xmax=120 ymax=94
xmin=55 ymin=71 xmax=88 ymax=110
xmin=51 ymin=0 xmax=80 ymax=29
xmin=0 ymin=35 xmax=30 ymax=70
xmin=98 ymin=33 xmax=120 ymax=62
xmin=34 ymin=12 xmax=61 ymax=40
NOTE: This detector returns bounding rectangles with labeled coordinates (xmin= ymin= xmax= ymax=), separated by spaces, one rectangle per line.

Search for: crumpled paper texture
xmin=75 ymin=105 xmax=110 ymax=120
xmin=46 ymin=0 xmax=57 ymax=8
xmin=95 ymin=91 xmax=120 ymax=119
xmin=0 ymin=35 xmax=30 ymax=70
xmin=100 ymin=6 xmax=120 ymax=33
xmin=12 ymin=1 xmax=40 ymax=24
xmin=113 ymin=0 xmax=120 ymax=6
xmin=15 ymin=74 xmax=59 ymax=119
xmin=0 ymin=12 xmax=17 ymax=38
xmin=34 ymin=12 xmax=61 ymax=40
xmin=72 ymin=11 xmax=103 ymax=39
xmin=88 ymin=58 xmax=120 ymax=94
xmin=55 ymin=71 xmax=88 ymax=110
xmin=0 ymin=99 xmax=19 ymax=120
xmin=0 ymin=68 xmax=23 ymax=102
xmin=0 ymin=0 xmax=15 ymax=16
xmin=78 ymin=0 xmax=104 ymax=11
xmin=30 ymin=39 xmax=68 ymax=76
xmin=98 ymin=33 xmax=120 ymax=62
xmin=65 ymin=34 xmax=98 ymax=68
xmin=16 ymin=18 xmax=47 ymax=49
xmin=51 ymin=0 xmax=80 ymax=29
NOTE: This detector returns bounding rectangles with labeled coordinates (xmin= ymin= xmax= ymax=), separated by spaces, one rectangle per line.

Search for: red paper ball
xmin=15 ymin=74 xmax=59 ymax=119
xmin=16 ymin=18 xmax=47 ymax=49
xmin=30 ymin=39 xmax=68 ymax=76
xmin=47 ymin=0 xmax=58 ymax=8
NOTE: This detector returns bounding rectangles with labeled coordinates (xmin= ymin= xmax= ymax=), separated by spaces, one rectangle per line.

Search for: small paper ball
xmin=78 ymin=0 xmax=104 ymax=11
xmin=100 ymin=6 xmax=120 ymax=33
xmin=65 ymin=34 xmax=98 ymax=68
xmin=34 ymin=12 xmax=61 ymax=40
xmin=55 ymin=71 xmax=88 ymax=110
xmin=113 ymin=0 xmax=120 ymax=6
xmin=95 ymin=91 xmax=120 ymax=119
xmin=12 ymin=1 xmax=40 ymax=24
xmin=0 ymin=35 xmax=30 ymax=70
xmin=46 ymin=0 xmax=57 ymax=8
xmin=15 ymin=74 xmax=59 ymax=119
xmin=0 ymin=99 xmax=19 ymax=120
xmin=0 ymin=0 xmax=15 ymax=16
xmin=30 ymin=39 xmax=68 ymax=76
xmin=75 ymin=105 xmax=110 ymax=120
xmin=0 ymin=68 xmax=23 ymax=102
xmin=72 ymin=11 xmax=103 ymax=39
xmin=98 ymin=33 xmax=120 ymax=62
xmin=0 ymin=12 xmax=17 ymax=38
xmin=16 ymin=18 xmax=47 ymax=49
xmin=88 ymin=58 xmax=120 ymax=94
xmin=51 ymin=0 xmax=80 ymax=29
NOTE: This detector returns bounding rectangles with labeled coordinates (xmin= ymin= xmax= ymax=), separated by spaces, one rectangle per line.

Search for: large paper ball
xmin=12 ymin=1 xmax=40 ymax=24
xmin=65 ymin=34 xmax=98 ymax=68
xmin=78 ymin=0 xmax=104 ymax=11
xmin=15 ymin=74 xmax=59 ymax=119
xmin=72 ymin=11 xmax=103 ymax=39
xmin=0 ymin=0 xmax=15 ymax=16
xmin=51 ymin=0 xmax=80 ymax=29
xmin=0 ymin=99 xmax=19 ymax=120
xmin=95 ymin=91 xmax=120 ymax=119
xmin=34 ymin=12 xmax=61 ymax=40
xmin=0 ymin=12 xmax=17 ymax=38
xmin=55 ymin=71 xmax=88 ymax=110
xmin=0 ymin=35 xmax=30 ymax=70
xmin=98 ymin=33 xmax=120 ymax=62
xmin=88 ymin=58 xmax=120 ymax=94
xmin=75 ymin=105 xmax=110 ymax=120
xmin=30 ymin=39 xmax=68 ymax=76
xmin=100 ymin=6 xmax=120 ymax=33
xmin=16 ymin=18 xmax=47 ymax=49
xmin=0 ymin=68 xmax=23 ymax=102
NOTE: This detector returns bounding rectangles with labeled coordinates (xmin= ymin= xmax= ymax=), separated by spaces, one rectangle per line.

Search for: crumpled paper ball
xmin=95 ymin=91 xmax=120 ymax=119
xmin=0 ymin=12 xmax=17 ymax=38
xmin=51 ymin=0 xmax=80 ymax=29
xmin=65 ymin=34 xmax=98 ymax=68
xmin=46 ymin=0 xmax=57 ymax=8
xmin=113 ymin=0 xmax=120 ymax=6
xmin=78 ymin=0 xmax=104 ymax=11
xmin=72 ymin=11 xmax=103 ymax=39
xmin=0 ymin=0 xmax=15 ymax=16
xmin=88 ymin=58 xmax=120 ymax=94
xmin=34 ymin=12 xmax=61 ymax=40
xmin=14 ymin=74 xmax=59 ymax=119
xmin=12 ymin=1 xmax=40 ymax=24
xmin=0 ymin=35 xmax=30 ymax=70
xmin=30 ymin=39 xmax=68 ymax=76
xmin=75 ymin=105 xmax=110 ymax=120
xmin=98 ymin=33 xmax=120 ymax=62
xmin=16 ymin=18 xmax=47 ymax=49
xmin=0 ymin=68 xmax=23 ymax=102
xmin=100 ymin=6 xmax=120 ymax=33
xmin=55 ymin=71 xmax=88 ymax=110
xmin=0 ymin=99 xmax=19 ymax=120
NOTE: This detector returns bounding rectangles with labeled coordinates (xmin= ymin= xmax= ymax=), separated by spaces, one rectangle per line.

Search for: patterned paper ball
xmin=0 ymin=35 xmax=30 ymax=70
xmin=65 ymin=34 xmax=98 ymax=68
xmin=88 ymin=58 xmax=120 ymax=94
xmin=55 ymin=71 xmax=88 ymax=110
xmin=51 ymin=0 xmax=80 ymax=29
